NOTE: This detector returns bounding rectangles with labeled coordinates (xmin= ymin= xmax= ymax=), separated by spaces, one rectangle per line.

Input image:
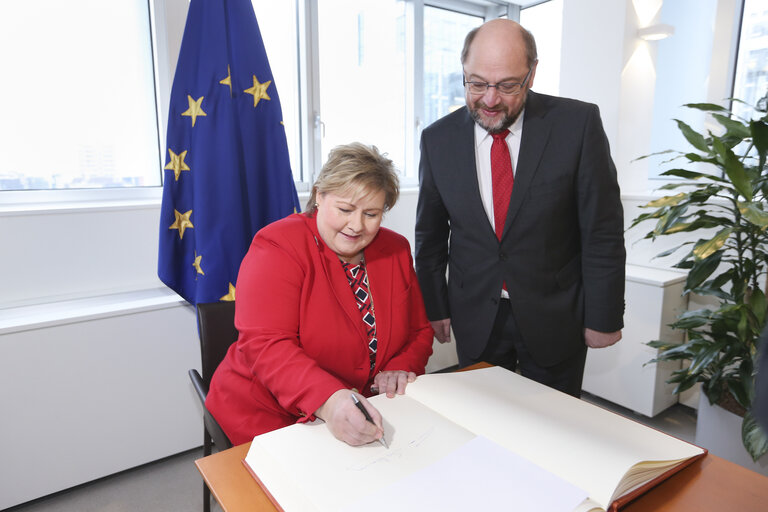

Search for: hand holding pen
xmin=351 ymin=394 xmax=388 ymax=448
xmin=315 ymin=389 xmax=387 ymax=447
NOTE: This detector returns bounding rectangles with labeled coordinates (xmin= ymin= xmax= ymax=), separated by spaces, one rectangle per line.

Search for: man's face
xmin=463 ymin=32 xmax=536 ymax=134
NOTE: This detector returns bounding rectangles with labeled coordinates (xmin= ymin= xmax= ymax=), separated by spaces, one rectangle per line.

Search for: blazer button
xmin=499 ymin=251 xmax=508 ymax=261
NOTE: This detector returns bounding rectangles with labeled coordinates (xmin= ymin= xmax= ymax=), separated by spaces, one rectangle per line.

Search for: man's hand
xmin=431 ymin=318 xmax=451 ymax=343
xmin=584 ymin=328 xmax=622 ymax=348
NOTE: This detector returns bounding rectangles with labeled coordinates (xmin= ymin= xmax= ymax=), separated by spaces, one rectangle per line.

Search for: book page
xmin=245 ymin=394 xmax=476 ymax=512
xmin=340 ymin=436 xmax=589 ymax=512
xmin=405 ymin=367 xmax=705 ymax=508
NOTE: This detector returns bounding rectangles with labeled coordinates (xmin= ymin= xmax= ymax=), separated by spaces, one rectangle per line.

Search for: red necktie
xmin=491 ymin=130 xmax=513 ymax=240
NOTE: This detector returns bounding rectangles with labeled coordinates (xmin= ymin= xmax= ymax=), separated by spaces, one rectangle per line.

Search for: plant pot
xmin=695 ymin=392 xmax=768 ymax=476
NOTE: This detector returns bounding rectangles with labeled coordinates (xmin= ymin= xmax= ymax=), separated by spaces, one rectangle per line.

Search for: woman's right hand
xmin=315 ymin=389 xmax=384 ymax=446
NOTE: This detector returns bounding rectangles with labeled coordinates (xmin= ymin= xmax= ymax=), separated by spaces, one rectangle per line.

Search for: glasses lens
xmin=467 ymin=82 xmax=486 ymax=94
xmin=497 ymin=83 xmax=521 ymax=95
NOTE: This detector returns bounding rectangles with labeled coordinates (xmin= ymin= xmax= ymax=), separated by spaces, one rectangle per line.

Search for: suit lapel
xmin=503 ymin=91 xmax=550 ymax=235
xmin=449 ymin=109 xmax=498 ymax=239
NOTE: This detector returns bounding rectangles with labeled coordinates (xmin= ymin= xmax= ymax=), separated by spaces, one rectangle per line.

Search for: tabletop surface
xmin=196 ymin=436 xmax=768 ymax=511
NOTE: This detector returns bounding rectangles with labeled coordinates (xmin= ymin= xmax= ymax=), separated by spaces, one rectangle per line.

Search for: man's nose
xmin=482 ymin=86 xmax=501 ymax=106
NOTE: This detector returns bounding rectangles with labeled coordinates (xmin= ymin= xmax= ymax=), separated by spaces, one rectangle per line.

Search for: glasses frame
xmin=462 ymin=67 xmax=534 ymax=96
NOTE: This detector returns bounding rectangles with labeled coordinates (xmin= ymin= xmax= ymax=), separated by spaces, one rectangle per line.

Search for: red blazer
xmin=206 ymin=213 xmax=434 ymax=445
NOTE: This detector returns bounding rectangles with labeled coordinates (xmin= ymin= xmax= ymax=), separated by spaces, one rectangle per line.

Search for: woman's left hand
xmin=372 ymin=370 xmax=417 ymax=398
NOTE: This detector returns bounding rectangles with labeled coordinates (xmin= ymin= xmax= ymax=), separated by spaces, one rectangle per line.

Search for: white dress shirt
xmin=473 ymin=110 xmax=525 ymax=299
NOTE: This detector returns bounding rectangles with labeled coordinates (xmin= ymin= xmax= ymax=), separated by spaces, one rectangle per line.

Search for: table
xmin=196 ymin=443 xmax=768 ymax=511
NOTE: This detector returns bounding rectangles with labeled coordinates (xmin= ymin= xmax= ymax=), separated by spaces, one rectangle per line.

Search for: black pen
xmin=351 ymin=394 xmax=388 ymax=449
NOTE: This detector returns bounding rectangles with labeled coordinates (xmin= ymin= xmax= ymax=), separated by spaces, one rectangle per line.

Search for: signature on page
xmin=347 ymin=427 xmax=435 ymax=471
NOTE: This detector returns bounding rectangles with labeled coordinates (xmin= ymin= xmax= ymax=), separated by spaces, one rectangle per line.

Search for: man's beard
xmin=468 ymin=97 xmax=526 ymax=134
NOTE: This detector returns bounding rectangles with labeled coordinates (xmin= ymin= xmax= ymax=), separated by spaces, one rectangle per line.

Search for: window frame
xmin=0 ymin=0 xmax=168 ymax=208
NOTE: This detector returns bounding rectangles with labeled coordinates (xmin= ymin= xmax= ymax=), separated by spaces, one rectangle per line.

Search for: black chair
xmin=189 ymin=301 xmax=238 ymax=512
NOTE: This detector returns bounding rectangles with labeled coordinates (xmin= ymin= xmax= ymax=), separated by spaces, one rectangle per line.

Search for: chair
xmin=189 ymin=301 xmax=238 ymax=512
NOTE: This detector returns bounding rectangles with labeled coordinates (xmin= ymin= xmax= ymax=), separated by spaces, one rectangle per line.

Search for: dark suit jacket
xmin=206 ymin=214 xmax=434 ymax=445
xmin=415 ymin=91 xmax=625 ymax=366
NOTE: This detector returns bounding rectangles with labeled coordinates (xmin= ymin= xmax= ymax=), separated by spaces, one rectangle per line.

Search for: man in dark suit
xmin=415 ymin=19 xmax=625 ymax=397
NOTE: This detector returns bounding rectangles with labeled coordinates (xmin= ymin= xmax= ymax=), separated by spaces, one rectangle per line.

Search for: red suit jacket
xmin=206 ymin=213 xmax=434 ymax=445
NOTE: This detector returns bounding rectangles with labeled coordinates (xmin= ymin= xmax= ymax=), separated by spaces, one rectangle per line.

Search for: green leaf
xmin=738 ymin=201 xmax=768 ymax=229
xmin=712 ymin=137 xmax=753 ymax=200
xmin=655 ymin=206 xmax=691 ymax=235
xmin=692 ymin=229 xmax=732 ymax=260
xmin=749 ymin=288 xmax=767 ymax=326
xmin=712 ymin=113 xmax=751 ymax=140
xmin=742 ymin=412 xmax=768 ymax=461
xmin=633 ymin=149 xmax=676 ymax=162
xmin=688 ymin=340 xmax=728 ymax=374
xmin=659 ymin=168 xmax=710 ymax=180
xmin=684 ymin=102 xmax=729 ymax=112
xmin=654 ymin=243 xmax=690 ymax=259
xmin=675 ymin=119 xmax=710 ymax=153
xmin=645 ymin=193 xmax=686 ymax=208
xmin=686 ymin=251 xmax=723 ymax=292
xmin=751 ymin=119 xmax=768 ymax=171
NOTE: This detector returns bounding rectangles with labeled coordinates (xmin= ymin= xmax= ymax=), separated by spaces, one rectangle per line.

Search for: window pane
xmin=318 ymin=0 xmax=410 ymax=178
xmin=0 ymin=1 xmax=160 ymax=191
xmin=520 ymin=0 xmax=562 ymax=96
xmin=252 ymin=0 xmax=303 ymax=184
xmin=732 ymin=0 xmax=768 ymax=121
xmin=423 ymin=6 xmax=483 ymax=128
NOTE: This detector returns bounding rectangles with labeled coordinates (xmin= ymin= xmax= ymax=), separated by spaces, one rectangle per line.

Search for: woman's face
xmin=315 ymin=187 xmax=386 ymax=264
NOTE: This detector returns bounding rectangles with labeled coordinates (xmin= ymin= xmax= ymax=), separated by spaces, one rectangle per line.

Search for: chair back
xmin=196 ymin=301 xmax=239 ymax=384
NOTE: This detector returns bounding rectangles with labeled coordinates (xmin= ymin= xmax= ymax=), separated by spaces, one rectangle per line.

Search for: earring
xmin=314 ymin=203 xmax=319 ymax=208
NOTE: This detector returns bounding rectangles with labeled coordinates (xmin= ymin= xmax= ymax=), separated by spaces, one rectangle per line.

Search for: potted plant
xmin=629 ymin=96 xmax=768 ymax=463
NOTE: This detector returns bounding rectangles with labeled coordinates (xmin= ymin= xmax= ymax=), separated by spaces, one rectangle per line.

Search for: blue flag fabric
xmin=158 ymin=0 xmax=301 ymax=305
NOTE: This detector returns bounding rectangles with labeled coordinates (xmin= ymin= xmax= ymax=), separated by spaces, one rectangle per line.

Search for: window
xmin=731 ymin=0 xmax=768 ymax=121
xmin=316 ymin=1 xmax=410 ymax=180
xmin=423 ymin=6 xmax=483 ymax=128
xmin=0 ymin=1 xmax=160 ymax=192
xmin=519 ymin=0 xmax=562 ymax=96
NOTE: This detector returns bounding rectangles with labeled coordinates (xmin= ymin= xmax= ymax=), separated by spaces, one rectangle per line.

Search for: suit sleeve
xmin=577 ymin=105 xmax=626 ymax=332
xmin=415 ymin=131 xmax=452 ymax=321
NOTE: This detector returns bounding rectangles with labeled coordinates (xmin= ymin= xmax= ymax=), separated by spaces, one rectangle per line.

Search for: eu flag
xmin=158 ymin=0 xmax=300 ymax=305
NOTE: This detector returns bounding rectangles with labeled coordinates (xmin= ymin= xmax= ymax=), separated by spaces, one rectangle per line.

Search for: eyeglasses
xmin=463 ymin=67 xmax=533 ymax=96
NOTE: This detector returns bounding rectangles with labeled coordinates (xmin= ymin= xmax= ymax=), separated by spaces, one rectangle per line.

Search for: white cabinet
xmin=582 ymin=265 xmax=688 ymax=417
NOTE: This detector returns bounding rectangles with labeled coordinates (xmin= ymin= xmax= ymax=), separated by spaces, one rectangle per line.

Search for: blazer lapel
xmin=305 ymin=217 xmax=369 ymax=343
xmin=361 ymin=239 xmax=392 ymax=361
xmin=448 ymin=109 xmax=498 ymax=239
xmin=503 ymin=91 xmax=551 ymax=235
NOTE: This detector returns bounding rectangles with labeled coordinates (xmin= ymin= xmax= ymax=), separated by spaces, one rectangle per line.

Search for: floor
xmin=7 ymin=397 xmax=697 ymax=512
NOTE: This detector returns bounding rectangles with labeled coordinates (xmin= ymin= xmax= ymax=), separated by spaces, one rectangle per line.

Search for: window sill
xmin=0 ymin=288 xmax=189 ymax=336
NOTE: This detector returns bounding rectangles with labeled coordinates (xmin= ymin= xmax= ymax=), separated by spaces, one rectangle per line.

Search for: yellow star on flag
xmin=169 ymin=209 xmax=194 ymax=239
xmin=244 ymin=75 xmax=271 ymax=107
xmin=219 ymin=65 xmax=232 ymax=96
xmin=164 ymin=149 xmax=190 ymax=181
xmin=220 ymin=283 xmax=236 ymax=302
xmin=193 ymin=252 xmax=205 ymax=276
xmin=181 ymin=95 xmax=207 ymax=127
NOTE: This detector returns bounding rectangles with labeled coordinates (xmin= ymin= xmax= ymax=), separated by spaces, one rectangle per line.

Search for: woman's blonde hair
xmin=305 ymin=143 xmax=400 ymax=215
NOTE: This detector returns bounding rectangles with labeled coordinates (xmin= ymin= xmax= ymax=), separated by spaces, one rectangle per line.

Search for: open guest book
xmin=243 ymin=366 xmax=706 ymax=512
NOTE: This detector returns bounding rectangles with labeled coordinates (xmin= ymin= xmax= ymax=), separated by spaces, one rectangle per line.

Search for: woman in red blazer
xmin=206 ymin=143 xmax=434 ymax=446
